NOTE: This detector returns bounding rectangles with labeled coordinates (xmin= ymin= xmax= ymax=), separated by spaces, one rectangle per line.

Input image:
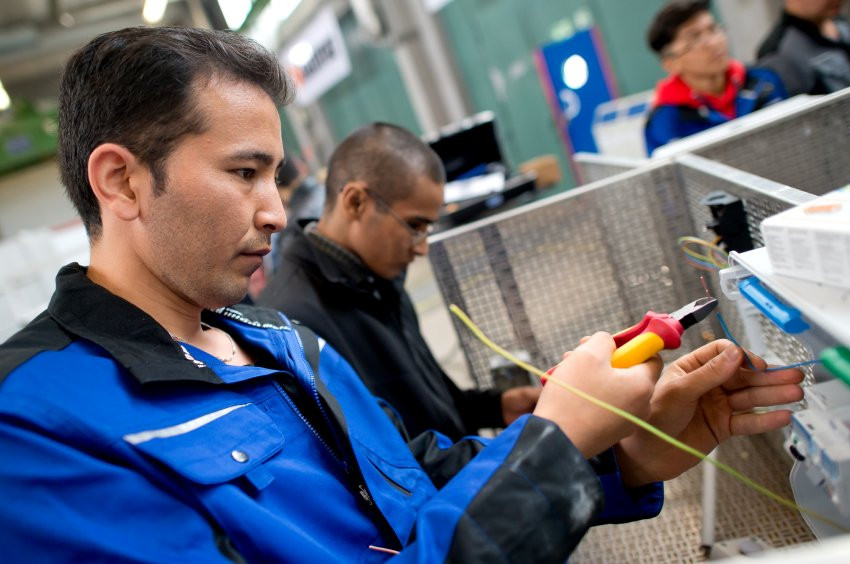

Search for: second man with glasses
xmin=257 ymin=122 xmax=541 ymax=440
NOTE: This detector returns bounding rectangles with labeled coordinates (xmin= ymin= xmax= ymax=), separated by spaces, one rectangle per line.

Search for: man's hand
xmin=501 ymin=386 xmax=542 ymax=426
xmin=533 ymin=332 xmax=662 ymax=459
xmin=615 ymin=339 xmax=804 ymax=487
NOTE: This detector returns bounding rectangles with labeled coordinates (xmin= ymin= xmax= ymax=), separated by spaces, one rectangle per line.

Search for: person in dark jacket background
xmin=644 ymin=0 xmax=787 ymax=155
xmin=257 ymin=123 xmax=541 ymax=440
xmin=756 ymin=0 xmax=850 ymax=96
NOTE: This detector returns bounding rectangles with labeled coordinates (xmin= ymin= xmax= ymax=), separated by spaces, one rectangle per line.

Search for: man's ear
xmin=338 ymin=181 xmax=369 ymax=219
xmin=87 ymin=143 xmax=148 ymax=222
xmin=661 ymin=54 xmax=678 ymax=76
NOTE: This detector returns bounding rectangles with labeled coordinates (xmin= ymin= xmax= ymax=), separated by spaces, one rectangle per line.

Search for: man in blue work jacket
xmin=0 ymin=26 xmax=803 ymax=561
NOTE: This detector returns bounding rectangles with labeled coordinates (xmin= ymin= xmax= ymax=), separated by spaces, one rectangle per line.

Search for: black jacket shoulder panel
xmin=0 ymin=311 xmax=72 ymax=384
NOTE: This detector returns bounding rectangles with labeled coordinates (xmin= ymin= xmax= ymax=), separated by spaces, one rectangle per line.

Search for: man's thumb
xmin=686 ymin=345 xmax=742 ymax=394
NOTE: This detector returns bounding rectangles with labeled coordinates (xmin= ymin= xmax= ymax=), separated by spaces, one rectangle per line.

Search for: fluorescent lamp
xmin=142 ymin=0 xmax=168 ymax=24
xmin=0 ymin=79 xmax=10 ymax=111
xmin=288 ymin=41 xmax=313 ymax=66
xmin=219 ymin=0 xmax=253 ymax=29
xmin=271 ymin=0 xmax=303 ymax=21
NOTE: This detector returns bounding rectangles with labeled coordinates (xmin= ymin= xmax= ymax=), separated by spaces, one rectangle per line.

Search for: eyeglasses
xmin=364 ymin=188 xmax=434 ymax=246
xmin=663 ymin=23 xmax=725 ymax=58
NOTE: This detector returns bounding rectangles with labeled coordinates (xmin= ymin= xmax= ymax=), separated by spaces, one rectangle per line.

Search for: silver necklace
xmin=171 ymin=322 xmax=237 ymax=363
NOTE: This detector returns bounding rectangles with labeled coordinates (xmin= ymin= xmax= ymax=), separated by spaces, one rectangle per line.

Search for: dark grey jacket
xmin=757 ymin=12 xmax=850 ymax=96
xmin=257 ymin=221 xmax=505 ymax=440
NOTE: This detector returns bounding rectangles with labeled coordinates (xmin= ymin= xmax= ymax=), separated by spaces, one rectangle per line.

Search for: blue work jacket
xmin=644 ymin=62 xmax=787 ymax=155
xmin=0 ymin=264 xmax=663 ymax=562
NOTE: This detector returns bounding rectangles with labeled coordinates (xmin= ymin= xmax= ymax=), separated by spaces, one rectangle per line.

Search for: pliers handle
xmin=610 ymin=313 xmax=683 ymax=368
xmin=544 ymin=297 xmax=718 ymax=379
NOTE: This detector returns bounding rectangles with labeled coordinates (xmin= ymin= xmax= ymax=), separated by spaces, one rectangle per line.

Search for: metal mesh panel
xmin=572 ymin=434 xmax=814 ymax=562
xmin=675 ymin=155 xmax=819 ymax=382
xmin=572 ymin=152 xmax=646 ymax=184
xmin=695 ymin=90 xmax=850 ymax=196
xmin=430 ymin=154 xmax=820 ymax=388
xmin=427 ymin=141 xmax=830 ymax=559
xmin=430 ymin=162 xmax=709 ymax=388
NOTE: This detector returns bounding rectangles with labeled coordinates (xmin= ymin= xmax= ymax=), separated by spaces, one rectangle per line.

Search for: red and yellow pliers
xmin=546 ymin=297 xmax=718 ymax=379
xmin=610 ymin=297 xmax=718 ymax=368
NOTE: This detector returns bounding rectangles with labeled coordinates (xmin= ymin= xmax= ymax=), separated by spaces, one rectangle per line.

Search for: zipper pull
xmin=358 ymin=484 xmax=373 ymax=505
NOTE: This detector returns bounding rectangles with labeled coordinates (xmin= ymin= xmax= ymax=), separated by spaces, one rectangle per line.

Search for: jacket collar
xmin=782 ymin=11 xmax=849 ymax=48
xmin=283 ymin=221 xmax=406 ymax=301
xmin=47 ymin=263 xmax=285 ymax=386
xmin=652 ymin=59 xmax=745 ymax=116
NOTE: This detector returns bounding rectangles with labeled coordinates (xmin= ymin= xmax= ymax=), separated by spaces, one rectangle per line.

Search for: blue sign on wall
xmin=535 ymin=28 xmax=616 ymax=155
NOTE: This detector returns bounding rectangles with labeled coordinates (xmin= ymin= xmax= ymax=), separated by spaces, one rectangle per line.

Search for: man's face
xmin=788 ymin=0 xmax=845 ymax=22
xmin=137 ymin=77 xmax=286 ymax=309
xmin=351 ymin=176 xmax=444 ymax=280
xmin=663 ymin=11 xmax=729 ymax=78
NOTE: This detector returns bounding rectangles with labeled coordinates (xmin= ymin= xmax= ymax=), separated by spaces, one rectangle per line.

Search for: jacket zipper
xmin=271 ymin=379 xmax=347 ymax=470
xmin=288 ymin=327 xmax=407 ymax=548
xmin=287 ymin=328 xmax=387 ymax=512
xmin=289 ymin=326 xmax=354 ymax=476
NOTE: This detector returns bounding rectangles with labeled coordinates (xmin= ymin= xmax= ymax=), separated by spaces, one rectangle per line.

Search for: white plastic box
xmin=760 ymin=186 xmax=850 ymax=290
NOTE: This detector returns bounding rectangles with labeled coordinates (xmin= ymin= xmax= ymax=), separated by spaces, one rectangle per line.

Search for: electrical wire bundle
xmin=677 ymin=235 xmax=728 ymax=271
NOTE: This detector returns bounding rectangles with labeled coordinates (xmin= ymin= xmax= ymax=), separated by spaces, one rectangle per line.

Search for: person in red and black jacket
xmin=644 ymin=0 xmax=787 ymax=155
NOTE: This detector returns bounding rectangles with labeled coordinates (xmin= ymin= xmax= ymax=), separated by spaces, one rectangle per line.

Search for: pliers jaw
xmin=670 ymin=297 xmax=718 ymax=331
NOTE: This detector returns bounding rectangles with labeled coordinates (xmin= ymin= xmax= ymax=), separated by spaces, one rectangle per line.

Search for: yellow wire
xmin=448 ymin=303 xmax=850 ymax=534
xmin=677 ymin=236 xmax=729 ymax=269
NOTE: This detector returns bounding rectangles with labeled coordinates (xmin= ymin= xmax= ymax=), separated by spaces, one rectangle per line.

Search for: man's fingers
xmin=618 ymin=354 xmax=664 ymax=385
xmin=727 ymin=383 xmax=804 ymax=412
xmin=671 ymin=342 xmax=743 ymax=400
xmin=721 ymin=364 xmax=805 ymax=391
xmin=729 ymin=410 xmax=792 ymax=436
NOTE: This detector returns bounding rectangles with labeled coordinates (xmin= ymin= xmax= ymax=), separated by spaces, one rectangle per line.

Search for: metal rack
xmin=427 ymin=89 xmax=850 ymax=560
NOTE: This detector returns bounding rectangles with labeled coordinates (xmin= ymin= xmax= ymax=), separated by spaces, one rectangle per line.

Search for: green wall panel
xmin=439 ymin=0 xmax=581 ymax=188
xmin=319 ymin=12 xmax=420 ymax=142
xmin=591 ymin=0 xmax=668 ymax=95
xmin=438 ymin=0 xmax=669 ymax=190
xmin=313 ymin=2 xmax=672 ymax=188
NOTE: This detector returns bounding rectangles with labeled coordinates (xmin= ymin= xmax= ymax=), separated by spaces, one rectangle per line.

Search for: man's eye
xmin=408 ymin=221 xmax=433 ymax=234
xmin=236 ymin=169 xmax=256 ymax=180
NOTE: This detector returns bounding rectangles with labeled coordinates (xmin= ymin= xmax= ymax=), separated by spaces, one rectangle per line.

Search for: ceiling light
xmin=562 ymin=54 xmax=589 ymax=90
xmin=271 ymin=0 xmax=303 ymax=21
xmin=0 ymin=80 xmax=11 ymax=111
xmin=142 ymin=0 xmax=168 ymax=24
xmin=219 ymin=0 xmax=253 ymax=30
xmin=287 ymin=41 xmax=313 ymax=66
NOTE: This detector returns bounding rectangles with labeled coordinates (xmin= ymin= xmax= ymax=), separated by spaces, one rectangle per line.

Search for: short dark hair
xmin=647 ymin=0 xmax=711 ymax=55
xmin=58 ymin=26 xmax=293 ymax=238
xmin=324 ymin=123 xmax=446 ymax=210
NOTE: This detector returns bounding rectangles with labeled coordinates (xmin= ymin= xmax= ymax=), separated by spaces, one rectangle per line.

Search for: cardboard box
xmin=760 ymin=186 xmax=850 ymax=289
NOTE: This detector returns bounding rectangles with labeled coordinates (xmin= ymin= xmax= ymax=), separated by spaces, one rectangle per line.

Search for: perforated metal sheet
xmin=573 ymin=153 xmax=644 ymax=184
xmin=675 ymin=156 xmax=819 ymax=382
xmin=571 ymin=434 xmax=815 ymax=562
xmin=427 ymin=146 xmax=833 ymax=559
xmin=694 ymin=89 xmax=850 ymax=196
xmin=430 ymin=162 xmax=708 ymax=388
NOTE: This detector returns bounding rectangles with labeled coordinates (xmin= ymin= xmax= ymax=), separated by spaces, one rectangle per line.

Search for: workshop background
xmin=2 ymin=1 xmax=850 ymax=562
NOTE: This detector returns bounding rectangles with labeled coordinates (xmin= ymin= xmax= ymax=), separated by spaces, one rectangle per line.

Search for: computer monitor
xmin=425 ymin=112 xmax=506 ymax=182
